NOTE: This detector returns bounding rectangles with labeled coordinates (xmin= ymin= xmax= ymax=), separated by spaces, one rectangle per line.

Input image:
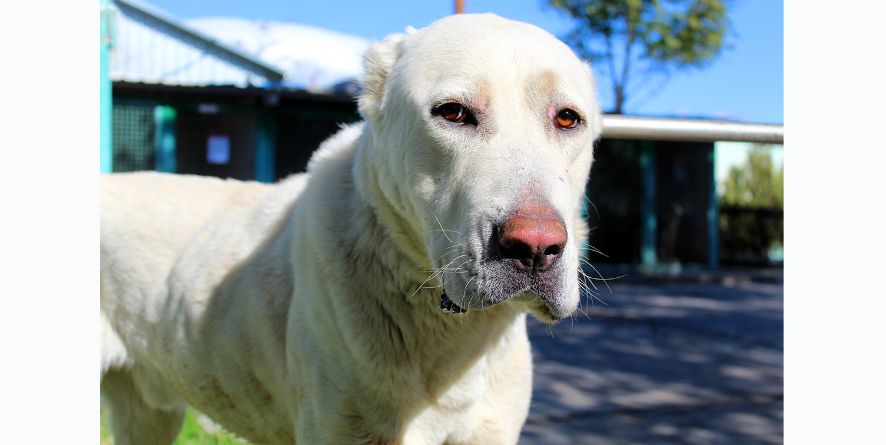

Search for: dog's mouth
xmin=438 ymin=281 xmax=572 ymax=323
xmin=440 ymin=291 xmax=467 ymax=314
xmin=436 ymin=258 xmax=574 ymax=320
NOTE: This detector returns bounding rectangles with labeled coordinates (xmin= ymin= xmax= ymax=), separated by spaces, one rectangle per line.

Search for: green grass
xmin=100 ymin=409 xmax=112 ymax=445
xmin=100 ymin=407 xmax=249 ymax=445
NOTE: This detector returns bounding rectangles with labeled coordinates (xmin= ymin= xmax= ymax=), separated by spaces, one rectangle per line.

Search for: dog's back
xmin=100 ymin=172 xmax=274 ymax=359
xmin=100 ymin=172 xmax=274 ymax=273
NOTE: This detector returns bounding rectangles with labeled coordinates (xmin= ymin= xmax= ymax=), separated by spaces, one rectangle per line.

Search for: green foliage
xmin=721 ymin=145 xmax=783 ymax=208
xmin=548 ymin=0 xmax=728 ymax=113
xmin=718 ymin=144 xmax=783 ymax=264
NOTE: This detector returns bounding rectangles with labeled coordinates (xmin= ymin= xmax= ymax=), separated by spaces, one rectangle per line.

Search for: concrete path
xmin=519 ymin=273 xmax=783 ymax=444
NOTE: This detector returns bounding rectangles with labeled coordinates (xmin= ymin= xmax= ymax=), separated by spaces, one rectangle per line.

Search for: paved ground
xmin=519 ymin=270 xmax=783 ymax=444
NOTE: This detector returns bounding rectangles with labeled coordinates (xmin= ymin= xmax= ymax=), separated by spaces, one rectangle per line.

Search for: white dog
xmin=100 ymin=13 xmax=602 ymax=445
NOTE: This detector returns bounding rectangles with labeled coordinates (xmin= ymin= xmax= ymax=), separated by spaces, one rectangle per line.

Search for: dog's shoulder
xmin=100 ymin=173 xmax=283 ymax=294
xmin=306 ymin=122 xmax=364 ymax=175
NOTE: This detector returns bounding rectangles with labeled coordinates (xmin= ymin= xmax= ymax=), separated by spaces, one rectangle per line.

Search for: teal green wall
xmin=100 ymin=0 xmax=113 ymax=173
xmin=154 ymin=105 xmax=177 ymax=173
xmin=639 ymin=142 xmax=657 ymax=268
xmin=255 ymin=111 xmax=276 ymax=183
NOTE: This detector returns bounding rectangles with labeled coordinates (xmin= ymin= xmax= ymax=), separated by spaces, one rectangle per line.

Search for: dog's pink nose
xmin=498 ymin=205 xmax=567 ymax=272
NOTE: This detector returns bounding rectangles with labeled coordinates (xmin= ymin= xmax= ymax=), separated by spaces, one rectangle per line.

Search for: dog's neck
xmin=315 ymin=128 xmax=525 ymax=397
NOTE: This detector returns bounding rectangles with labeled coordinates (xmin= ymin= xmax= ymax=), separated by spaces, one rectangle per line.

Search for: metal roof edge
xmin=601 ymin=115 xmax=784 ymax=144
xmin=112 ymin=0 xmax=285 ymax=82
xmin=113 ymin=81 xmax=359 ymax=105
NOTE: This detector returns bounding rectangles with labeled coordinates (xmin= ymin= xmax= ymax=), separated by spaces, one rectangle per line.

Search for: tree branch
xmin=603 ymin=32 xmax=620 ymax=112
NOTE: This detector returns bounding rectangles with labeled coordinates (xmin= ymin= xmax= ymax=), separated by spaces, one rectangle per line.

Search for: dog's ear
xmin=589 ymin=107 xmax=603 ymax=141
xmin=358 ymin=32 xmax=408 ymax=121
xmin=583 ymin=62 xmax=605 ymax=140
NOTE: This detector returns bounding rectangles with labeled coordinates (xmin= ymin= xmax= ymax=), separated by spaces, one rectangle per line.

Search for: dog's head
xmin=356 ymin=14 xmax=602 ymax=322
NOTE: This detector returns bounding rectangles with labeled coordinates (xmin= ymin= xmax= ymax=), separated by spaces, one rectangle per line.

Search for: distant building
xmin=102 ymin=0 xmax=364 ymax=181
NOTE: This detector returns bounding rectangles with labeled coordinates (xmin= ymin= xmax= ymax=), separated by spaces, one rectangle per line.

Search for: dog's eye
xmin=432 ymin=103 xmax=477 ymax=126
xmin=555 ymin=109 xmax=580 ymax=129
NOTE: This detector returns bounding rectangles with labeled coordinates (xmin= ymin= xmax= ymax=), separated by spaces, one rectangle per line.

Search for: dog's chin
xmin=512 ymin=293 xmax=577 ymax=323
xmin=438 ymin=280 xmax=487 ymax=313
xmin=440 ymin=275 xmax=578 ymax=323
xmin=435 ymin=251 xmax=580 ymax=320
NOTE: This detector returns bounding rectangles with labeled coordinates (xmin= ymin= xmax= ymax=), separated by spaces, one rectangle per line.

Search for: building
xmin=101 ymin=0 xmax=363 ymax=181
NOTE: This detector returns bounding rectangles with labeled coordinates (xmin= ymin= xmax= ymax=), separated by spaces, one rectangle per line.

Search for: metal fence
xmin=112 ymin=102 xmax=156 ymax=172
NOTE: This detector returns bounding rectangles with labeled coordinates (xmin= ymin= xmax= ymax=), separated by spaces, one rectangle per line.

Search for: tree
xmin=718 ymin=145 xmax=783 ymax=264
xmin=548 ymin=0 xmax=728 ymax=114
xmin=721 ymin=145 xmax=783 ymax=208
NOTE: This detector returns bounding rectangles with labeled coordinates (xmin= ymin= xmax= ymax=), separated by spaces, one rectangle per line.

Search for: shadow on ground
xmin=519 ymin=272 xmax=783 ymax=444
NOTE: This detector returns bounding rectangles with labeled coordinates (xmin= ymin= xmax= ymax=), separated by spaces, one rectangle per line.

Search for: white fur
xmin=100 ymin=14 xmax=601 ymax=445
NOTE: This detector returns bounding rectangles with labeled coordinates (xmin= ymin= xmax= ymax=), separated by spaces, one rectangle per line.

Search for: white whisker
xmin=410 ymin=254 xmax=467 ymax=298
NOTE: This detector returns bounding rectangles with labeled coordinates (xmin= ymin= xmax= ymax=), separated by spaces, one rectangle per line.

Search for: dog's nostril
xmin=544 ymin=245 xmax=561 ymax=257
xmin=495 ymin=209 xmax=568 ymax=272
xmin=504 ymin=240 xmax=533 ymax=260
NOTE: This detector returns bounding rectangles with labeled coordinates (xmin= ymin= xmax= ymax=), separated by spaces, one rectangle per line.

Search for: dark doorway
xmin=176 ymin=110 xmax=256 ymax=180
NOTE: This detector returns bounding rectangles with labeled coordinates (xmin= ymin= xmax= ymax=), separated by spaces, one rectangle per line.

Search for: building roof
xmin=185 ymin=18 xmax=370 ymax=92
xmin=109 ymin=0 xmax=370 ymax=92
xmin=110 ymin=0 xmax=285 ymax=88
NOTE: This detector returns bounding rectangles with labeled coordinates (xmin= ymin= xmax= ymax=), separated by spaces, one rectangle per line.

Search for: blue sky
xmin=145 ymin=0 xmax=783 ymax=124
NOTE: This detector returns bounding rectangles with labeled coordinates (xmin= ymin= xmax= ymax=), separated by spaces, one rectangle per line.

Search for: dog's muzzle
xmin=438 ymin=203 xmax=571 ymax=316
xmin=495 ymin=204 xmax=567 ymax=273
xmin=440 ymin=291 xmax=466 ymax=313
